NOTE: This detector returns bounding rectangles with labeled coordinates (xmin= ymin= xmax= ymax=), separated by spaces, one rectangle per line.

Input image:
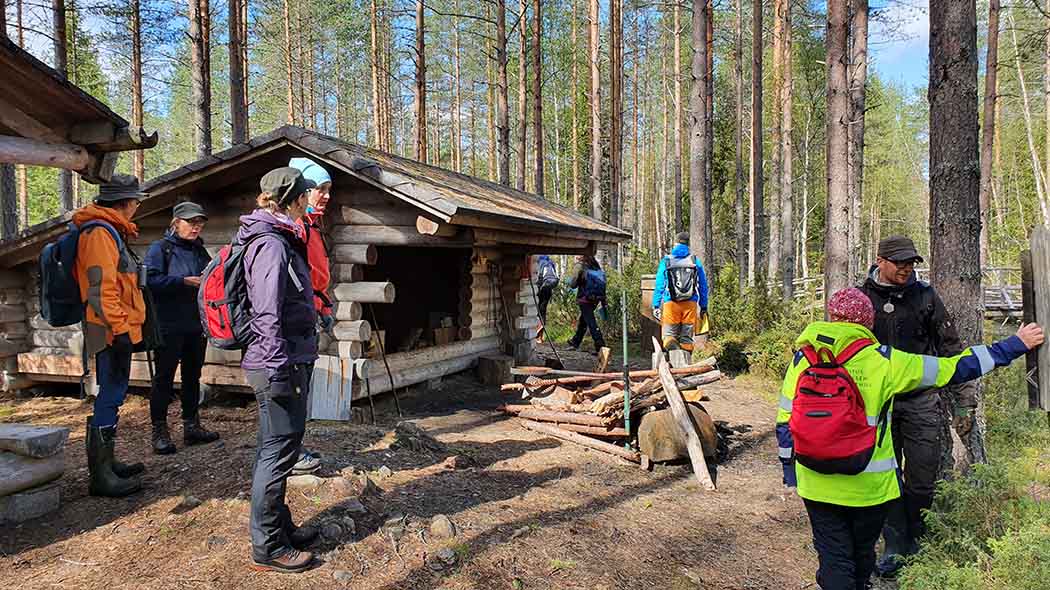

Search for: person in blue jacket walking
xmin=652 ymin=232 xmax=709 ymax=352
xmin=144 ymin=201 xmax=220 ymax=454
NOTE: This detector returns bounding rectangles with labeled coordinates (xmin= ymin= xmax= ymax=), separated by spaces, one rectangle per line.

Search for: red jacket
xmin=298 ymin=212 xmax=332 ymax=317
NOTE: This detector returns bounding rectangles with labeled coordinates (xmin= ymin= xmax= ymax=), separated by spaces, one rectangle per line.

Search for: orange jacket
xmin=299 ymin=212 xmax=332 ymax=317
xmin=73 ymin=204 xmax=146 ymax=353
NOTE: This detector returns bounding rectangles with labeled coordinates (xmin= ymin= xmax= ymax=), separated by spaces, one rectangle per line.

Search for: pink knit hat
xmin=827 ymin=287 xmax=875 ymax=330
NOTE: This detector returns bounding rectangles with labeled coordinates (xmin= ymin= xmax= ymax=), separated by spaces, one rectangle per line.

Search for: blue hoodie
xmin=652 ymin=244 xmax=708 ymax=309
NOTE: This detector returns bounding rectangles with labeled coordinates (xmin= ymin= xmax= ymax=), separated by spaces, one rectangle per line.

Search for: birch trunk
xmin=735 ymin=0 xmax=746 ymax=291
xmin=1008 ymin=13 xmax=1049 ymax=223
xmin=780 ymin=0 xmax=794 ymax=299
xmin=979 ymin=0 xmax=1000 ymax=265
xmin=769 ymin=0 xmax=783 ymax=282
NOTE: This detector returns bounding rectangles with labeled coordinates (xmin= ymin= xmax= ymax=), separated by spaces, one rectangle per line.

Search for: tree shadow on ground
xmin=363 ymin=468 xmax=694 ymax=590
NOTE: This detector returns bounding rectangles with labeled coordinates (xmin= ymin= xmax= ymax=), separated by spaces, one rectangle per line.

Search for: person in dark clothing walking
xmin=564 ymin=254 xmax=606 ymax=353
xmin=242 ymin=168 xmax=319 ymax=573
xmin=144 ymin=201 xmax=220 ymax=454
xmin=857 ymin=235 xmax=975 ymax=577
xmin=533 ymin=255 xmax=559 ymax=342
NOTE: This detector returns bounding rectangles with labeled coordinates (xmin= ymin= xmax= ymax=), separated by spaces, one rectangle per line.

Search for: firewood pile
xmin=499 ymin=356 xmax=722 ymax=466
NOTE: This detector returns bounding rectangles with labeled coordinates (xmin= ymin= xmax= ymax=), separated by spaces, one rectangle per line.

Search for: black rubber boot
xmin=183 ymin=419 xmax=220 ymax=446
xmin=86 ymin=416 xmax=144 ymax=477
xmin=152 ymin=422 xmax=176 ymax=455
xmin=875 ymin=498 xmax=914 ymax=578
xmin=87 ymin=423 xmax=142 ymax=497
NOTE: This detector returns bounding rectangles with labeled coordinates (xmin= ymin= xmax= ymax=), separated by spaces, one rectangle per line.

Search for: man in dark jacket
xmin=858 ymin=235 xmax=975 ymax=577
xmin=563 ymin=254 xmax=606 ymax=353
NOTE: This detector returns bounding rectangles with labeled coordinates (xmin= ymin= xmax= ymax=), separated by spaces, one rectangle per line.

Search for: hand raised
xmin=1017 ymin=322 xmax=1045 ymax=350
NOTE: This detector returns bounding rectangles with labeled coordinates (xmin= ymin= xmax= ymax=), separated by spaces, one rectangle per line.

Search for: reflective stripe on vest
xmin=973 ymin=345 xmax=994 ymax=375
xmin=778 ymin=446 xmax=793 ymax=459
xmin=863 ymin=456 xmax=898 ymax=473
xmin=920 ymin=355 xmax=939 ymax=387
xmin=779 ymin=395 xmax=793 ymax=412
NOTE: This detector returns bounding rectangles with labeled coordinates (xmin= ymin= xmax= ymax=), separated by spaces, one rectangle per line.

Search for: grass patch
xmin=549 ymin=558 xmax=576 ymax=572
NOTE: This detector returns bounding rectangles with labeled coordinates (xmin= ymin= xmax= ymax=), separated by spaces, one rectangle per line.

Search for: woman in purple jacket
xmin=241 ymin=167 xmax=319 ymax=573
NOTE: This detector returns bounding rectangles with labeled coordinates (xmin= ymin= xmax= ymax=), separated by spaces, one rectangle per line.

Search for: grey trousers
xmin=247 ymin=365 xmax=311 ymax=562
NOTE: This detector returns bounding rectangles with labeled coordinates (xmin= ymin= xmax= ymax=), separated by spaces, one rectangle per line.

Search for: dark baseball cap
xmin=877 ymin=235 xmax=924 ymax=263
xmin=259 ymin=167 xmax=316 ymax=207
xmin=173 ymin=201 xmax=208 ymax=221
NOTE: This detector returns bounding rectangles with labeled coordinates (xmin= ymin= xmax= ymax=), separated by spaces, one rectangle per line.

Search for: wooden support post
xmin=0 ymin=135 xmax=90 ymax=170
xmin=1029 ymin=227 xmax=1050 ymax=411
xmin=654 ymin=337 xmax=716 ymax=490
xmin=1022 ymin=250 xmax=1039 ymax=409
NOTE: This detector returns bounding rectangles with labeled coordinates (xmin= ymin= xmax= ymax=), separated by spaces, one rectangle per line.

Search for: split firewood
xmin=518 ymin=420 xmax=641 ymax=463
xmin=501 ymin=406 xmax=608 ymax=426
xmin=594 ymin=347 xmax=612 ymax=373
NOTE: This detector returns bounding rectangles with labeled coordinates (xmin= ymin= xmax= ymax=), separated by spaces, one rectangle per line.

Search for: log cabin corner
xmin=0 ymin=125 xmax=630 ymax=421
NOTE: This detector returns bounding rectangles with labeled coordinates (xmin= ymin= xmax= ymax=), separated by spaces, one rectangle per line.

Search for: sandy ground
xmin=0 ymin=351 xmax=822 ymax=590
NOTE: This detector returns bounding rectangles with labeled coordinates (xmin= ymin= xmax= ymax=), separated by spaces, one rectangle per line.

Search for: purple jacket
xmin=238 ymin=209 xmax=318 ymax=381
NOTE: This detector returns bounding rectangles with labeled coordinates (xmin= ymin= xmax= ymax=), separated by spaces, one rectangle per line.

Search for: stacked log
xmin=500 ymin=356 xmax=723 ymax=465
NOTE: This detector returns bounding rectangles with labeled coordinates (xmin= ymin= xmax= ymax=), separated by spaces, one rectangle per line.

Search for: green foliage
xmin=898 ymin=365 xmax=1050 ymax=590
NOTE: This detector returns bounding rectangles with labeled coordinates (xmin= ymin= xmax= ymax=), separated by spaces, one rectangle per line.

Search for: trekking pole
xmin=528 ymin=275 xmax=564 ymax=369
xmin=368 ymin=303 xmax=402 ymax=417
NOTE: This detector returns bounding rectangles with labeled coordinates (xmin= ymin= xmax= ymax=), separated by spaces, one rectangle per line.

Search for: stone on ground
xmin=0 ymin=424 xmax=69 ymax=458
xmin=0 ymin=480 xmax=60 ymax=524
xmin=0 ymin=451 xmax=65 ymax=496
xmin=287 ymin=474 xmax=325 ymax=490
xmin=391 ymin=422 xmax=446 ymax=454
xmin=637 ymin=404 xmax=718 ymax=462
xmin=429 ymin=514 xmax=457 ymax=540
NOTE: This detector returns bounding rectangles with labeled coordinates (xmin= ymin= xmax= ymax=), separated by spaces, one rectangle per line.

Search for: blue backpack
xmin=39 ymin=221 xmax=123 ymax=328
xmin=580 ymin=268 xmax=607 ymax=300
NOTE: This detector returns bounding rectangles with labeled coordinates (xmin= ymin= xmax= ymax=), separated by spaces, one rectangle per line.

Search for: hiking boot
xmin=252 ymin=549 xmax=314 ymax=573
xmin=183 ymin=419 xmax=220 ymax=446
xmin=289 ymin=525 xmax=319 ymax=549
xmin=87 ymin=423 xmax=142 ymax=497
xmin=292 ymin=449 xmax=322 ymax=475
xmin=86 ymin=416 xmax=144 ymax=477
xmin=152 ymin=422 xmax=176 ymax=455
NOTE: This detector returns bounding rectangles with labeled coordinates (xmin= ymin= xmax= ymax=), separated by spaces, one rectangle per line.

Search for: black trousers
xmin=886 ymin=391 xmax=945 ymax=543
xmin=804 ymin=498 xmax=889 ymax=590
xmin=537 ymin=283 xmax=555 ymax=325
xmin=569 ymin=301 xmax=605 ymax=350
xmin=149 ymin=333 xmax=207 ymax=424
xmin=246 ymin=365 xmax=311 ymax=562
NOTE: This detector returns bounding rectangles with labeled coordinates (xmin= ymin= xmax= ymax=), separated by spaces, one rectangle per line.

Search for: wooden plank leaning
xmin=654 ymin=337 xmax=716 ymax=491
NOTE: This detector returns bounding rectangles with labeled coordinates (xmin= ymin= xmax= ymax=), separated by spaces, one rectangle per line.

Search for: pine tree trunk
xmin=769 ymin=0 xmax=783 ymax=282
xmin=735 ymin=0 xmax=746 ymax=291
xmin=0 ymin=0 xmax=12 ymax=236
xmin=130 ymin=0 xmax=145 ymax=178
xmin=242 ymin=0 xmax=249 ymax=136
xmin=283 ymin=0 xmax=294 ymax=124
xmin=370 ymin=0 xmax=383 ymax=147
xmin=750 ymin=0 xmax=764 ymax=282
xmin=189 ymin=0 xmax=212 ymax=158
xmin=452 ymin=0 xmax=463 ymax=172
xmin=705 ymin=0 xmax=714 ymax=263
xmin=979 ymin=0 xmax=999 ymax=265
xmin=673 ymin=3 xmax=683 ymax=234
xmin=14 ymin=0 xmax=27 ymax=228
xmin=517 ymin=0 xmax=528 ymax=191
xmin=52 ymin=0 xmax=73 ymax=210
xmin=929 ymin=0 xmax=985 ymax=465
xmin=533 ymin=0 xmax=543 ymax=195
xmin=825 ymin=0 xmax=850 ymax=300
xmin=496 ymin=0 xmax=511 ymax=186
xmin=609 ymin=0 xmax=622 ymax=253
xmin=780 ymin=0 xmax=794 ymax=299
xmin=571 ymin=0 xmax=580 ymax=209
xmin=414 ymin=0 xmax=427 ymax=162
xmin=801 ymin=105 xmax=811 ymax=279
xmin=589 ymin=0 xmax=602 ymax=221
xmin=689 ymin=0 xmax=710 ymax=264
xmin=228 ymin=0 xmax=247 ymax=144
xmin=847 ymin=0 xmax=868 ymax=281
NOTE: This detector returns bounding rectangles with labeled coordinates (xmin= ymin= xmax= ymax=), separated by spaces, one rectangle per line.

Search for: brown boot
xmin=252 ymin=549 xmax=314 ymax=573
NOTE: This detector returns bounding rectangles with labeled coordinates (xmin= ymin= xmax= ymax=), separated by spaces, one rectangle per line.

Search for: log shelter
xmin=0 ymin=36 xmax=159 ymax=186
xmin=0 ymin=126 xmax=629 ymax=420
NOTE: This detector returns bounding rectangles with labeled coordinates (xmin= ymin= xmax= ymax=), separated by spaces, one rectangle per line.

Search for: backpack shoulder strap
xmin=835 ymin=338 xmax=874 ymax=365
xmin=799 ymin=345 xmax=820 ymax=367
xmin=80 ymin=220 xmax=122 ymax=247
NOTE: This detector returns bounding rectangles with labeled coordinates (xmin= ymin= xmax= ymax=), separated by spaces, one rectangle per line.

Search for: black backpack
xmin=39 ymin=221 xmax=123 ymax=327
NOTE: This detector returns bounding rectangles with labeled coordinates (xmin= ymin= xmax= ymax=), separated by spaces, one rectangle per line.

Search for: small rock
xmin=343 ymin=498 xmax=367 ymax=514
xmin=287 ymin=474 xmax=325 ymax=490
xmin=383 ymin=512 xmax=406 ymax=541
xmin=341 ymin=517 xmax=357 ymax=536
xmin=235 ymin=491 xmax=249 ymax=501
xmin=377 ymin=465 xmax=393 ymax=479
xmin=322 ymin=522 xmax=343 ymax=540
xmin=429 ymin=515 xmax=457 ymax=540
xmin=509 ymin=526 xmax=529 ymax=540
xmin=332 ymin=569 xmax=353 ymax=582
xmin=442 ymin=455 xmax=473 ymax=470
xmin=339 ymin=466 xmax=358 ymax=478
xmin=172 ymin=495 xmax=202 ymax=513
xmin=204 ymin=535 xmax=227 ymax=549
xmin=437 ymin=547 xmax=457 ymax=566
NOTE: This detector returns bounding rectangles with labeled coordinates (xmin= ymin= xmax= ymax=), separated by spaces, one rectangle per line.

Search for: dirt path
xmin=1 ymin=364 xmax=818 ymax=589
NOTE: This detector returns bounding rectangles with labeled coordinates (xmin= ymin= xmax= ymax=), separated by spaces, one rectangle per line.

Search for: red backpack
xmin=788 ymin=338 xmax=890 ymax=475
xmin=197 ymin=233 xmax=288 ymax=350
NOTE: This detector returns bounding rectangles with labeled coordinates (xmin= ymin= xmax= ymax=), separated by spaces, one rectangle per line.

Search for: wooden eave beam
xmin=0 ymin=95 xmax=67 ymax=143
